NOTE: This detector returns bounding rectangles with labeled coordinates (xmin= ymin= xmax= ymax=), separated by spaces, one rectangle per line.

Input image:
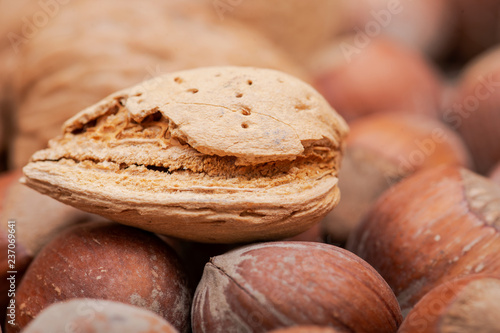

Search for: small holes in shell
xmin=236 ymin=93 xmax=243 ymax=98
xmin=247 ymin=80 xmax=253 ymax=85
xmin=174 ymin=77 xmax=183 ymax=84
xmin=187 ymin=88 xmax=199 ymax=94
xmin=241 ymin=123 xmax=249 ymax=129
xmin=240 ymin=105 xmax=251 ymax=116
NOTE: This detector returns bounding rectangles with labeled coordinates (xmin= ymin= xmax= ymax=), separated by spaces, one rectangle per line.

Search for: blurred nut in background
xmin=348 ymin=166 xmax=500 ymax=314
xmin=10 ymin=221 xmax=192 ymax=333
xmin=9 ymin=0 xmax=306 ymax=169
xmin=22 ymin=299 xmax=179 ymax=333
xmin=192 ymin=242 xmax=402 ymax=333
xmin=322 ymin=113 xmax=471 ymax=244
xmin=454 ymin=0 xmax=500 ymax=61
xmin=202 ymin=0 xmax=344 ymax=62
xmin=399 ymin=275 xmax=500 ymax=333
xmin=340 ymin=0 xmax=457 ymax=58
xmin=310 ymin=37 xmax=443 ymax=122
xmin=444 ymin=45 xmax=500 ymax=175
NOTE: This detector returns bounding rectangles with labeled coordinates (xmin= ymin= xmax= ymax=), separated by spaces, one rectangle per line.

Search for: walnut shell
xmin=22 ymin=299 xmax=179 ymax=333
xmin=192 ymin=241 xmax=402 ymax=332
xmin=347 ymin=166 xmax=500 ymax=314
xmin=9 ymin=221 xmax=192 ymax=333
xmin=399 ymin=275 xmax=500 ymax=332
xmin=22 ymin=66 xmax=348 ymax=243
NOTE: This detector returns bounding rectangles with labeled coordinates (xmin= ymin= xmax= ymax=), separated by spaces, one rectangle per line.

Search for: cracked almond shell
xmin=22 ymin=66 xmax=348 ymax=243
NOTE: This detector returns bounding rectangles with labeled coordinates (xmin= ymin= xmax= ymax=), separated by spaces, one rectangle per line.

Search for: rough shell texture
xmin=10 ymin=0 xmax=306 ymax=168
xmin=399 ymin=275 xmax=500 ymax=333
xmin=22 ymin=299 xmax=179 ymax=333
xmin=192 ymin=241 xmax=402 ymax=333
xmin=322 ymin=113 xmax=471 ymax=244
xmin=22 ymin=66 xmax=348 ymax=243
xmin=446 ymin=46 xmax=500 ymax=174
xmin=347 ymin=166 xmax=500 ymax=314
xmin=311 ymin=37 xmax=443 ymax=122
xmin=9 ymin=221 xmax=192 ymax=333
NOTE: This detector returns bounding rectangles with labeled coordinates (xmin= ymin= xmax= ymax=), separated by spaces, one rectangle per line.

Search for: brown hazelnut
xmin=311 ymin=37 xmax=443 ymax=122
xmin=322 ymin=113 xmax=471 ymax=244
xmin=454 ymin=0 xmax=500 ymax=60
xmin=443 ymin=45 xmax=500 ymax=174
xmin=347 ymin=166 xmax=500 ymax=314
xmin=22 ymin=299 xmax=179 ymax=333
xmin=399 ymin=275 xmax=500 ymax=332
xmin=8 ymin=221 xmax=192 ymax=333
xmin=192 ymin=241 xmax=402 ymax=332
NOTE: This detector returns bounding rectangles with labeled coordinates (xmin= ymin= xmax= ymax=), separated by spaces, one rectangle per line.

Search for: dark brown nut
xmin=311 ymin=37 xmax=443 ymax=122
xmin=454 ymin=0 xmax=500 ymax=60
xmin=322 ymin=113 xmax=471 ymax=244
xmin=444 ymin=46 xmax=500 ymax=174
xmin=192 ymin=241 xmax=402 ymax=333
xmin=347 ymin=166 xmax=500 ymax=314
xmin=399 ymin=275 xmax=500 ymax=333
xmin=22 ymin=299 xmax=179 ymax=333
xmin=7 ymin=221 xmax=191 ymax=333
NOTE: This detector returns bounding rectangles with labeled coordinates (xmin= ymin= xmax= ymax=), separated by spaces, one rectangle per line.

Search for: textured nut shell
xmin=10 ymin=0 xmax=307 ymax=168
xmin=23 ymin=66 xmax=348 ymax=243
xmin=322 ymin=113 xmax=471 ymax=243
xmin=10 ymin=222 xmax=192 ymax=333
xmin=192 ymin=242 xmax=402 ymax=333
xmin=22 ymin=299 xmax=179 ymax=333
xmin=347 ymin=166 xmax=500 ymax=314
xmin=399 ymin=276 xmax=500 ymax=333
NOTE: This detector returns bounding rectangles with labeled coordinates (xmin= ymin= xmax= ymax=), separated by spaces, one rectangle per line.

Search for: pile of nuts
xmin=1 ymin=1 xmax=500 ymax=332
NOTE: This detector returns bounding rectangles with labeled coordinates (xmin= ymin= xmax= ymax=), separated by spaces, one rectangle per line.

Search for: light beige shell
xmin=23 ymin=66 xmax=348 ymax=243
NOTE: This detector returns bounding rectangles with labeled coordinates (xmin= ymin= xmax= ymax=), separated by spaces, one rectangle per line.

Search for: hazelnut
xmin=454 ymin=0 xmax=500 ymax=60
xmin=347 ymin=166 xmax=500 ymax=314
xmin=8 ymin=221 xmax=192 ymax=333
xmin=444 ymin=45 xmax=500 ymax=174
xmin=322 ymin=113 xmax=471 ymax=244
xmin=192 ymin=241 xmax=402 ymax=332
xmin=399 ymin=275 xmax=500 ymax=332
xmin=22 ymin=299 xmax=179 ymax=333
xmin=311 ymin=37 xmax=443 ymax=122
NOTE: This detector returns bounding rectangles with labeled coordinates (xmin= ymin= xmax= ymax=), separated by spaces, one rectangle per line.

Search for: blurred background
xmin=1 ymin=0 xmax=500 ymax=244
